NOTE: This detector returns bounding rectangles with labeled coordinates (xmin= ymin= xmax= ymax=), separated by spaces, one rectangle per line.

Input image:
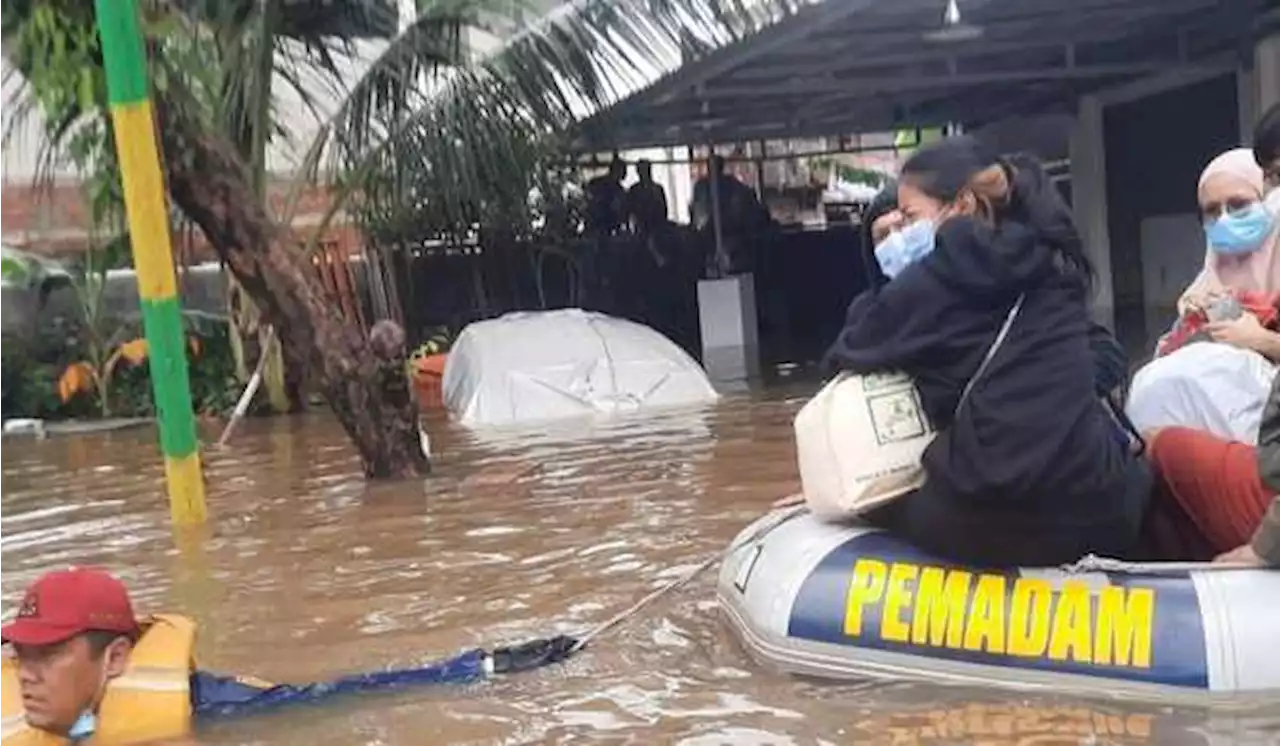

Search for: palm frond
xmin=304 ymin=0 xmax=809 ymax=245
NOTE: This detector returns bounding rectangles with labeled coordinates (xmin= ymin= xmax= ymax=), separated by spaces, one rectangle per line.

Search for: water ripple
xmin=3 ymin=393 xmax=1276 ymax=744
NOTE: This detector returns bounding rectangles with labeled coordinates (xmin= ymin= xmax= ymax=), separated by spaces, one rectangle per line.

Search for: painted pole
xmin=95 ymin=0 xmax=207 ymax=524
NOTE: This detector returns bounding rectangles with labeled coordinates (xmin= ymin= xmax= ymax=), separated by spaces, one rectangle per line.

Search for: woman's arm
xmin=1206 ymin=315 xmax=1280 ymax=360
xmin=1087 ymin=322 xmax=1130 ymax=396
xmin=823 ymin=263 xmax=954 ymax=373
xmin=1257 ymin=331 xmax=1280 ymax=360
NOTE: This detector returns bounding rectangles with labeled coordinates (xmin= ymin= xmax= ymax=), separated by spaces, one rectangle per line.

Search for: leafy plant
xmin=413 ymin=327 xmax=455 ymax=357
xmin=56 ymin=337 xmax=149 ymax=416
xmin=1 ymin=335 xmax=63 ymax=419
xmin=185 ymin=316 xmax=241 ymax=416
xmin=407 ymin=326 xmax=453 ymax=380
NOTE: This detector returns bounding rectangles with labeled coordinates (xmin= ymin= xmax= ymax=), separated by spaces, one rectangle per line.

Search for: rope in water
xmin=570 ymin=505 xmax=807 ymax=653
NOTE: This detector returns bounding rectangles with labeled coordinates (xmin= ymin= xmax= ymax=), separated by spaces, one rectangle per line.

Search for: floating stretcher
xmin=717 ymin=511 xmax=1280 ymax=704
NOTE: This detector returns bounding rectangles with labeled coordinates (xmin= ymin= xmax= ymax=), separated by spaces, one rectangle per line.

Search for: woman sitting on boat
xmin=823 ymin=136 xmax=1151 ymax=567
xmin=1125 ymin=147 xmax=1280 ymax=444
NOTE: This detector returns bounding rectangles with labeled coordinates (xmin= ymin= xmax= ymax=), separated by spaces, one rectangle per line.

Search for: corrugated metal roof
xmin=573 ymin=0 xmax=1276 ymax=150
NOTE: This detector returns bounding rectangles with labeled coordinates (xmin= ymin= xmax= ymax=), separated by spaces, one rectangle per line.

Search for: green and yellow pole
xmin=95 ymin=0 xmax=207 ymax=524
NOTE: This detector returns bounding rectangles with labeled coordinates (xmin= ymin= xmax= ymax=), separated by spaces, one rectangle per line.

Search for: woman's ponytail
xmin=1003 ymin=153 xmax=1096 ymax=285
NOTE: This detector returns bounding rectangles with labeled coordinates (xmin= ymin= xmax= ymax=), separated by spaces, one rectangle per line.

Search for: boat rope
xmin=196 ymin=636 xmax=582 ymax=718
xmin=570 ymin=505 xmax=807 ymax=653
xmin=1060 ymin=554 xmax=1260 ymax=575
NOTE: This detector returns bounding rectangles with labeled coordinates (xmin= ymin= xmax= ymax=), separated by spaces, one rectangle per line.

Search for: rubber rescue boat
xmin=717 ymin=510 xmax=1280 ymax=703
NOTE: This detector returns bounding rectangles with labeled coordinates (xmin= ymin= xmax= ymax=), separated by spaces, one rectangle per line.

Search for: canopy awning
xmin=572 ymin=0 xmax=1276 ymax=151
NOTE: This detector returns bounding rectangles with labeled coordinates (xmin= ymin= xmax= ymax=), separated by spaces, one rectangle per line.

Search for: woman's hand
xmin=870 ymin=210 xmax=903 ymax=245
xmin=1205 ymin=314 xmax=1279 ymax=354
xmin=1214 ymin=543 xmax=1265 ymax=566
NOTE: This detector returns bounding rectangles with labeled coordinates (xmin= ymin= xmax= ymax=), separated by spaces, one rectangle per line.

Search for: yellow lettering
xmin=962 ymin=574 xmax=1007 ymax=653
xmin=1093 ymin=713 xmax=1111 ymax=734
xmin=1093 ymin=586 xmax=1154 ymax=668
xmin=844 ymin=559 xmax=888 ymax=637
xmin=1126 ymin=714 xmax=1153 ymax=737
xmin=1007 ymin=578 xmax=1052 ymax=657
xmin=1014 ymin=712 xmax=1051 ymax=734
xmin=910 ymin=568 xmax=972 ymax=647
xmin=1048 ymin=581 xmax=1094 ymax=663
xmin=965 ymin=705 xmax=990 ymax=735
xmin=990 ymin=712 xmax=1013 ymax=736
xmin=880 ymin=563 xmax=919 ymax=642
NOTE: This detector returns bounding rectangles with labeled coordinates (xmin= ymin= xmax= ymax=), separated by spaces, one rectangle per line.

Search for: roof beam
xmin=722 ymin=28 xmax=1181 ymax=85
xmin=736 ymin=0 xmax=1219 ymax=69
xmin=699 ymin=63 xmax=1173 ymax=100
xmin=641 ymin=0 xmax=900 ymax=106
xmin=802 ymin=0 xmax=1210 ymax=43
xmin=1092 ymin=55 xmax=1239 ymax=106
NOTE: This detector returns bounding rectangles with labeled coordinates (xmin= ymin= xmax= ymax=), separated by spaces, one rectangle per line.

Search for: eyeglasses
xmin=1201 ymin=197 xmax=1261 ymax=222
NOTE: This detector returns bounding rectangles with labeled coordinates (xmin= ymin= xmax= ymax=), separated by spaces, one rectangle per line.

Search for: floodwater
xmin=3 ymin=388 xmax=1279 ymax=745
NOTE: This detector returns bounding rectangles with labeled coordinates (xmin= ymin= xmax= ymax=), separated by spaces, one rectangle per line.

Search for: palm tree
xmin=7 ymin=0 xmax=804 ymax=477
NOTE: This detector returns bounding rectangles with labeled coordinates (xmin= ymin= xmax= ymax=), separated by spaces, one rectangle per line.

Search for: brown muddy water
xmin=3 ymin=387 xmax=1279 ymax=745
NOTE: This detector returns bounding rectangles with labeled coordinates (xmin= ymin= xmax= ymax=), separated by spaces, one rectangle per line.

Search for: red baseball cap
xmin=2 ymin=568 xmax=138 ymax=646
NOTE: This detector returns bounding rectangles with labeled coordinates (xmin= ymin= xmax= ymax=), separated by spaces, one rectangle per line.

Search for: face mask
xmin=874 ymin=219 xmax=936 ymax=279
xmin=67 ymin=652 xmax=110 ymax=741
xmin=1265 ymin=186 xmax=1280 ymax=215
xmin=68 ymin=710 xmax=96 ymax=741
xmin=1204 ymin=202 xmax=1274 ymax=255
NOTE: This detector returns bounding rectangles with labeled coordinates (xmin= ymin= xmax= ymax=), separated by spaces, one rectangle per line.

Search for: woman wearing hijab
xmin=1137 ymin=142 xmax=1280 ymax=560
xmin=823 ymin=136 xmax=1151 ymax=567
xmin=1125 ymin=148 xmax=1280 ymax=444
xmin=1179 ymin=148 xmax=1280 ymax=335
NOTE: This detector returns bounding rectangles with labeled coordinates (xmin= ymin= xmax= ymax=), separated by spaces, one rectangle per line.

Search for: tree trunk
xmin=154 ymin=90 xmax=429 ymax=479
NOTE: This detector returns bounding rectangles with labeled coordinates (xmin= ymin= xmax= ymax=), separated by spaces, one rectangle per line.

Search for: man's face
xmin=13 ymin=634 xmax=130 ymax=734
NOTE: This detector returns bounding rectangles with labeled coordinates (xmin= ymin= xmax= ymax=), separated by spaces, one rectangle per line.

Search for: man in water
xmin=2 ymin=567 xmax=574 ymax=743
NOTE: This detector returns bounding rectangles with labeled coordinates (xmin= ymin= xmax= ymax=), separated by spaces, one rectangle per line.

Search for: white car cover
xmin=1125 ymin=342 xmax=1277 ymax=444
xmin=442 ymin=309 xmax=719 ymax=427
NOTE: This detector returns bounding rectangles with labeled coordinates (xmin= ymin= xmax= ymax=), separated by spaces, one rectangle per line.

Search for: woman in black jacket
xmin=826 ymin=137 xmax=1151 ymax=567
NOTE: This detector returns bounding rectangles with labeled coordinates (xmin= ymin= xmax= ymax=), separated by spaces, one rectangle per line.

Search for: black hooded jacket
xmin=826 ymin=215 xmax=1150 ymax=562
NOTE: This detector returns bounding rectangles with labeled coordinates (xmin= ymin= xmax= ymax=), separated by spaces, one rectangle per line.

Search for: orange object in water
xmin=412 ymin=354 xmax=448 ymax=411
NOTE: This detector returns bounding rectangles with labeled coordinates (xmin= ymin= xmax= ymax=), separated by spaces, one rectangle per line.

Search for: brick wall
xmin=1 ymin=178 xmax=362 ymax=261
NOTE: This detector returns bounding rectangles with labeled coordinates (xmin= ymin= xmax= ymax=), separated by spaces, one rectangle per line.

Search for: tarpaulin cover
xmin=443 ymin=309 xmax=719 ymax=427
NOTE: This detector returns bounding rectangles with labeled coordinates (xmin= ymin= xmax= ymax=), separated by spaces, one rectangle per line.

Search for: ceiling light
xmin=923 ymin=0 xmax=984 ymax=43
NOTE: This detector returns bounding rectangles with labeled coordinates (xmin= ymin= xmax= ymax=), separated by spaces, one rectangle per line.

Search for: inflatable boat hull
xmin=717 ymin=511 xmax=1280 ymax=703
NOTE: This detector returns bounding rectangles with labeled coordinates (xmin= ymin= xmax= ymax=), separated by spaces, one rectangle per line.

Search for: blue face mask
xmin=874 ymin=219 xmax=937 ymax=279
xmin=1204 ymin=202 xmax=1274 ymax=255
xmin=68 ymin=711 xmax=96 ymax=741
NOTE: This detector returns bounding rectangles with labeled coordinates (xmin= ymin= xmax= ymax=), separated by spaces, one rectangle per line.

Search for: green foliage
xmin=0 ymin=311 xmax=242 ymax=420
xmin=185 ymin=314 xmax=241 ymax=415
xmin=2 ymin=336 xmax=64 ymax=419
xmin=0 ymin=256 xmax=28 ymax=285
xmin=308 ymin=0 xmax=806 ymax=251
xmin=810 ymin=157 xmax=889 ymax=189
xmin=411 ymin=326 xmax=455 ymax=357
